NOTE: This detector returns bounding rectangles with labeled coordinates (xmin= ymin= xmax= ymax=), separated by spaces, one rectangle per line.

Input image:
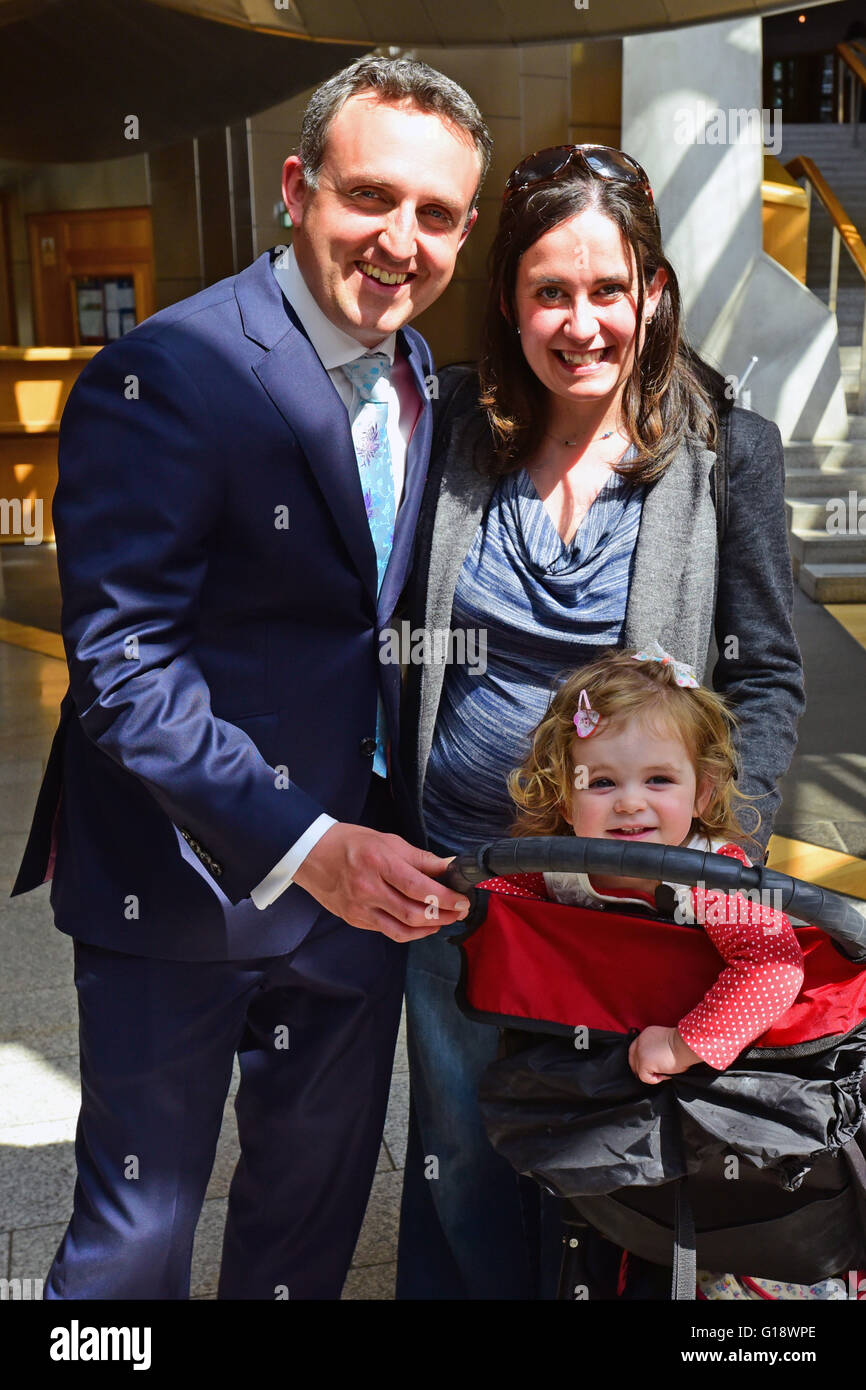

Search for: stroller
xmin=442 ymin=837 xmax=866 ymax=1300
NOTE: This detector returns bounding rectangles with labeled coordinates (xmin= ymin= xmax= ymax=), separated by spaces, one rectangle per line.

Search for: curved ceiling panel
xmin=148 ymin=0 xmax=835 ymax=46
xmin=0 ymin=0 xmax=837 ymax=162
xmin=0 ymin=0 xmax=363 ymax=161
xmin=0 ymin=0 xmax=837 ymax=45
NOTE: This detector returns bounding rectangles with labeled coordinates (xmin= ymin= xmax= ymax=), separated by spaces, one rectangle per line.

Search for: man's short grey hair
xmin=299 ymin=56 xmax=492 ymax=208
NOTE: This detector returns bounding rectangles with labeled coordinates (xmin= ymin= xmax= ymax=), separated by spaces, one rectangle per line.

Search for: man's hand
xmin=627 ymin=1026 xmax=702 ymax=1085
xmin=292 ymin=822 xmax=470 ymax=942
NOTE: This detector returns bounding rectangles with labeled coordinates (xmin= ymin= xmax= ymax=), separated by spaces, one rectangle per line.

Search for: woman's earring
xmin=516 ymin=325 xmax=521 ymax=336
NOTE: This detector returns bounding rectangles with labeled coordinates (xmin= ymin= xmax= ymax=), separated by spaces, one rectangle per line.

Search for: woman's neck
xmin=544 ymin=396 xmax=626 ymax=452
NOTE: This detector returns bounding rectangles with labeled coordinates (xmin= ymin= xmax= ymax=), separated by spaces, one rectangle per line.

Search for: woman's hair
xmin=508 ymin=649 xmax=759 ymax=848
xmin=479 ymin=170 xmax=716 ymax=482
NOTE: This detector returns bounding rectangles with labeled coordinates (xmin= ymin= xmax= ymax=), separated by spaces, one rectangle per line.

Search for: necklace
xmin=547 ymin=428 xmax=617 ymax=447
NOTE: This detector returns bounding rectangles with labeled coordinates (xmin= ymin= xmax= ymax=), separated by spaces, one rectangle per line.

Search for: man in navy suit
xmin=13 ymin=56 xmax=490 ymax=1299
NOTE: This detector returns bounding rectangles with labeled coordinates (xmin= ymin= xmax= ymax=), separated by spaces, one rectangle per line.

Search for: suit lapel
xmin=377 ymin=327 xmax=431 ymax=624
xmin=252 ymin=335 xmax=378 ymax=601
xmin=238 ymin=252 xmax=378 ymax=605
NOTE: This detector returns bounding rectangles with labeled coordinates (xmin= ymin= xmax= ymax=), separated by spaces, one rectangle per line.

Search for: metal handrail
xmin=786 ymin=154 xmax=866 ymax=412
xmin=836 ymin=42 xmax=866 ymax=142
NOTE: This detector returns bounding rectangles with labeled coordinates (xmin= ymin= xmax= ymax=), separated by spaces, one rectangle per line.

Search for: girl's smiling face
xmin=513 ymin=206 xmax=666 ymax=413
xmin=564 ymin=716 xmax=713 ymax=889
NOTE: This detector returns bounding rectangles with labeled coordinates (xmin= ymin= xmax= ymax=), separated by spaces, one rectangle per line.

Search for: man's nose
xmin=378 ymin=207 xmax=418 ymax=262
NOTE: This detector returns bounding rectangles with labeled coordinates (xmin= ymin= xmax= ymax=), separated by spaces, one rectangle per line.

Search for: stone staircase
xmin=786 ymin=346 xmax=866 ymax=601
xmin=777 ymin=123 xmax=866 ymax=602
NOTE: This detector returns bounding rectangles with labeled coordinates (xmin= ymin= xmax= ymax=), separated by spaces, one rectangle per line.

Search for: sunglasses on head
xmin=503 ymin=144 xmax=654 ymax=208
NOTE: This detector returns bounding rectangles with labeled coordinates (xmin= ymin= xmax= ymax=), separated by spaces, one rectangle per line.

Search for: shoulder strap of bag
xmin=688 ymin=349 xmax=731 ymax=552
xmin=430 ymin=363 xmax=479 ymax=463
xmin=712 ymin=405 xmax=730 ymax=552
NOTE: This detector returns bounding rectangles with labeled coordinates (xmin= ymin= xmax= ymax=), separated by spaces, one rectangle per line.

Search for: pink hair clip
xmin=573 ymin=690 xmax=600 ymax=738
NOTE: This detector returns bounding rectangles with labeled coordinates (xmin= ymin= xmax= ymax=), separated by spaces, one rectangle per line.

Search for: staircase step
xmin=797 ymin=563 xmax=866 ymax=602
xmin=786 ymin=498 xmax=833 ymax=529
xmin=784 ymin=441 xmax=866 ymax=468
xmin=784 ymin=469 xmax=866 ymax=495
xmin=789 ymin=528 xmax=866 ymax=565
xmin=785 ymin=496 xmax=866 ymax=528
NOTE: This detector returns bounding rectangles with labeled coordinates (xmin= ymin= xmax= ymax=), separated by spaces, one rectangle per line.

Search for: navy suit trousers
xmin=45 ymin=780 xmax=406 ymax=1301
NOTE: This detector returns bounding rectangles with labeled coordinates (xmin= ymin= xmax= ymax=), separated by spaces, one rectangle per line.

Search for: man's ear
xmin=458 ymin=206 xmax=478 ymax=250
xmin=281 ymin=155 xmax=308 ymax=229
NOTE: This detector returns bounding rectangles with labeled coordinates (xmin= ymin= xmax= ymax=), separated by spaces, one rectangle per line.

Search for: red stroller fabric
xmin=460 ymin=881 xmax=866 ymax=1048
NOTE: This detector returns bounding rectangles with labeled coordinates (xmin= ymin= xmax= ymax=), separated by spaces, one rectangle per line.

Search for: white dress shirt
xmin=251 ymin=247 xmax=420 ymax=910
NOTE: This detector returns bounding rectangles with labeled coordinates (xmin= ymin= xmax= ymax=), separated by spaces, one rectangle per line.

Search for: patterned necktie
xmin=342 ymin=352 xmax=396 ymax=778
xmin=342 ymin=352 xmax=396 ymax=595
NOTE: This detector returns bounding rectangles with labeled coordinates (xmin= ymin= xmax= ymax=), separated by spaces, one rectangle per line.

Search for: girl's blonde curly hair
xmin=507 ymin=648 xmax=759 ymax=849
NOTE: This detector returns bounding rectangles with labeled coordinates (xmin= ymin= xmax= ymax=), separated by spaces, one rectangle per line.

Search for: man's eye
xmin=353 ymin=189 xmax=385 ymax=204
xmin=421 ymin=206 xmax=453 ymax=226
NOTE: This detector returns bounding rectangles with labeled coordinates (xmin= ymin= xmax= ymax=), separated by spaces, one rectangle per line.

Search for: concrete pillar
xmin=622 ymin=17 xmax=847 ymax=440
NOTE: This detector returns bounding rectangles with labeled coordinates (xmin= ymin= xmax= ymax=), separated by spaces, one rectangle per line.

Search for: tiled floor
xmin=1 ymin=545 xmax=865 ymax=1302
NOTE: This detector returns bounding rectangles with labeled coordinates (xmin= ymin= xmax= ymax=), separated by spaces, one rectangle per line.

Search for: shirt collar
xmin=272 ymin=244 xmax=397 ymax=370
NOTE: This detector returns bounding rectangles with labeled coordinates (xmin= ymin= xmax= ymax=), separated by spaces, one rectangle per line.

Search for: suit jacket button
xmin=359 ymin=737 xmax=377 ymax=757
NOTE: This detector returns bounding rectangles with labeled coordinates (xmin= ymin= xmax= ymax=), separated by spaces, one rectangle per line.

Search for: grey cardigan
xmin=401 ymin=371 xmax=805 ymax=854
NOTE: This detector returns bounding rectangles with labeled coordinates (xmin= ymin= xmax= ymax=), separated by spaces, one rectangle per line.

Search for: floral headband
xmin=573 ymin=642 xmax=700 ymax=738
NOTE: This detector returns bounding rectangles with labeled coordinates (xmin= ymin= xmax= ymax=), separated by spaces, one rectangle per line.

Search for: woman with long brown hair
xmin=396 ymin=145 xmax=804 ymax=1299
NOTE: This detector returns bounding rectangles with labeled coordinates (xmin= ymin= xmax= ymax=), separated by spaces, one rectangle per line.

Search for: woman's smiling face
xmin=513 ymin=205 xmax=666 ymax=413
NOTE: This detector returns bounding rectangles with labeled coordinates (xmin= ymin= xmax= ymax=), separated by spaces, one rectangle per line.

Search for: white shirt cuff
xmin=250 ymin=814 xmax=337 ymax=910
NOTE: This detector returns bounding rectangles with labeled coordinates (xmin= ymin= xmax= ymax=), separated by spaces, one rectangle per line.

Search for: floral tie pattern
xmin=343 ymin=353 xmax=396 ymax=594
xmin=343 ymin=352 xmax=396 ymax=777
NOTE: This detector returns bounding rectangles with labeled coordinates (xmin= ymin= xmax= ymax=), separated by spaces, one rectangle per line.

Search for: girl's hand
xmin=628 ymin=1026 xmax=702 ymax=1084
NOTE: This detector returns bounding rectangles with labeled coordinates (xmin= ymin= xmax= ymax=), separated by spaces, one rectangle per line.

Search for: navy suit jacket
xmin=13 ymin=249 xmax=434 ymax=960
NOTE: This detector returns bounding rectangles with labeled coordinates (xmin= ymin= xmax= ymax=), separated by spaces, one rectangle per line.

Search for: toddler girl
xmin=502 ymin=644 xmax=805 ymax=1081
xmin=483 ymin=646 xmax=853 ymax=1298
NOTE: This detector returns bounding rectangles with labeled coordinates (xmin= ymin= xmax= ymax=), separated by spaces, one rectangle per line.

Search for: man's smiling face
xmin=282 ymin=93 xmax=480 ymax=347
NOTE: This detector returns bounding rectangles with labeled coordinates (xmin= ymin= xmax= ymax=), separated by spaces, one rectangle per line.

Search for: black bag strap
xmin=670 ymin=1177 xmax=698 ymax=1300
xmin=682 ymin=346 xmax=730 ymax=552
xmin=430 ymin=363 xmax=479 ymax=464
xmin=842 ymin=1076 xmax=866 ymax=1262
xmin=712 ymin=405 xmax=730 ymax=553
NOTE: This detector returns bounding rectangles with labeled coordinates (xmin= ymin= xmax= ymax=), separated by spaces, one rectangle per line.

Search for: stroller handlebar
xmin=440 ymin=837 xmax=866 ymax=963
